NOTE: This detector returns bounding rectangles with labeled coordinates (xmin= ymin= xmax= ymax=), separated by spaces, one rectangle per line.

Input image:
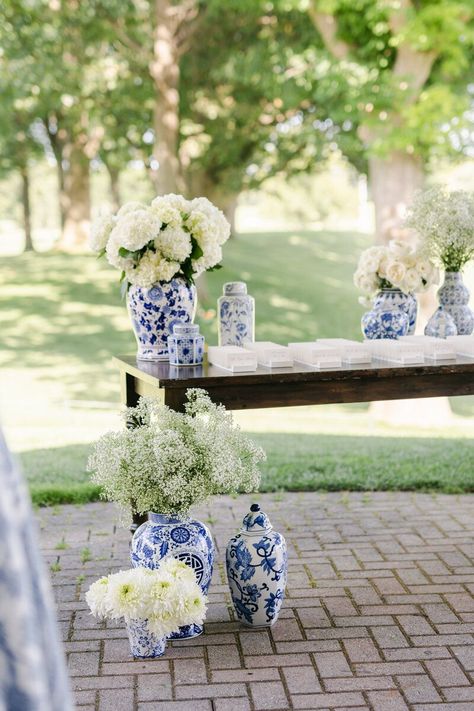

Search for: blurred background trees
xmin=1 ymin=0 xmax=473 ymax=249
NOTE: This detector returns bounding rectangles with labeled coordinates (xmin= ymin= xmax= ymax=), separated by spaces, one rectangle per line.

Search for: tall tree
xmin=303 ymin=0 xmax=473 ymax=241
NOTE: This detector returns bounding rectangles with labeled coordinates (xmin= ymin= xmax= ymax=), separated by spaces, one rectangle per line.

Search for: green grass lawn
xmin=1 ymin=229 xmax=473 ymax=504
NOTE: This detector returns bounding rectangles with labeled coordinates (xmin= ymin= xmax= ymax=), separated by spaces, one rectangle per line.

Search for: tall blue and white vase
xmin=127 ymin=277 xmax=197 ymax=361
xmin=131 ymin=513 xmax=214 ymax=639
xmin=361 ymin=288 xmax=416 ymax=340
xmin=226 ymin=504 xmax=287 ymax=627
xmin=126 ymin=619 xmax=167 ymax=659
xmin=437 ymin=272 xmax=474 ymax=335
xmin=218 ymin=282 xmax=255 ymax=346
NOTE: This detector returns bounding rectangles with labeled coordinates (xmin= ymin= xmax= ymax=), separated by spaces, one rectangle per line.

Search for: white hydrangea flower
xmin=126 ymin=251 xmax=180 ymax=288
xmin=155 ymin=225 xmax=192 ymax=262
xmin=117 ymin=201 xmax=149 ymax=217
xmin=113 ymin=210 xmax=162 ymax=252
xmin=151 ymin=197 xmax=184 ymax=227
xmin=153 ymin=193 xmax=191 ymax=214
xmin=106 ymin=230 xmax=134 ymax=271
xmin=89 ymin=214 xmax=116 ymax=252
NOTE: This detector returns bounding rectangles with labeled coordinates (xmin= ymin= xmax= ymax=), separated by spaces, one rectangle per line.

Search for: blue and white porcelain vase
xmin=226 ymin=504 xmax=287 ymax=627
xmin=131 ymin=513 xmax=214 ymax=639
xmin=218 ymin=282 xmax=255 ymax=346
xmin=437 ymin=272 xmax=473 ymax=335
xmin=361 ymin=288 xmax=416 ymax=340
xmin=126 ymin=618 xmax=167 ymax=658
xmin=168 ymin=323 xmax=204 ymax=366
xmin=127 ymin=277 xmax=197 ymax=361
xmin=424 ymin=307 xmax=457 ymax=338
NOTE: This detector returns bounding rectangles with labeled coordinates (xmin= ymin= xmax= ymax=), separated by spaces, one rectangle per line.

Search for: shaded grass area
xmin=22 ymin=432 xmax=474 ymax=507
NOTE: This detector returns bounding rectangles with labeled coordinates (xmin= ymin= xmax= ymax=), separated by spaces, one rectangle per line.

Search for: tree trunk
xmin=58 ymin=143 xmax=91 ymax=250
xmin=150 ymin=0 xmax=183 ymax=195
xmin=188 ymin=170 xmax=239 ymax=234
xmin=20 ymin=166 xmax=34 ymax=252
xmin=368 ymin=151 xmax=424 ymax=244
xmin=106 ymin=164 xmax=121 ymax=212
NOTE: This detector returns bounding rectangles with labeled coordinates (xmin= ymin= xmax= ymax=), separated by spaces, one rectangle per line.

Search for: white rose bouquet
xmin=406 ymin=187 xmax=474 ymax=272
xmin=88 ymin=388 xmax=265 ymax=519
xmin=89 ymin=194 xmax=231 ymax=288
xmin=354 ymin=240 xmax=439 ymax=305
xmin=86 ymin=558 xmax=207 ymax=637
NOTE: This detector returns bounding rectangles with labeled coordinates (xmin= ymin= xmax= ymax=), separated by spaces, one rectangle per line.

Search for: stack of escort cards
xmin=447 ymin=335 xmax=474 ymax=357
xmin=399 ymin=335 xmax=456 ymax=361
xmin=207 ymin=346 xmax=258 ymax=372
xmin=243 ymin=341 xmax=293 ymax=368
xmin=287 ymin=342 xmax=342 ymax=368
xmin=317 ymin=338 xmax=372 ymax=364
xmin=363 ymin=339 xmax=425 ymax=364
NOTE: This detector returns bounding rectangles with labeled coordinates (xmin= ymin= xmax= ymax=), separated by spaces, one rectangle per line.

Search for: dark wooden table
xmin=114 ymin=354 xmax=474 ymax=412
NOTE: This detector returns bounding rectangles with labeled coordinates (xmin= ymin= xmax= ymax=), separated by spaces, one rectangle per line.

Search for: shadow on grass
xmin=20 ymin=432 xmax=474 ymax=507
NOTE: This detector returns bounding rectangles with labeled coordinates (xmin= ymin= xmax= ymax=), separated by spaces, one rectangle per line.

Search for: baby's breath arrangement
xmin=86 ymin=558 xmax=207 ymax=637
xmin=88 ymin=389 xmax=265 ymax=518
xmin=406 ymin=187 xmax=474 ymax=272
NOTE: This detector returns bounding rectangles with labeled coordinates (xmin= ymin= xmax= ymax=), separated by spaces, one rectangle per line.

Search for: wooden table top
xmin=114 ymin=354 xmax=474 ymax=411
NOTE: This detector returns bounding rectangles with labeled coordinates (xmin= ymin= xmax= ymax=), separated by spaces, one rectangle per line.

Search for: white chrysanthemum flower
xmin=106 ymin=569 xmax=148 ymax=620
xmin=117 ymin=202 xmax=149 ymax=217
xmin=161 ymin=557 xmax=197 ymax=584
xmin=89 ymin=214 xmax=116 ymax=252
xmin=126 ymin=251 xmax=180 ymax=288
xmin=114 ymin=210 xmax=162 ymax=252
xmin=155 ymin=225 xmax=192 ymax=262
xmin=85 ymin=576 xmax=110 ymax=618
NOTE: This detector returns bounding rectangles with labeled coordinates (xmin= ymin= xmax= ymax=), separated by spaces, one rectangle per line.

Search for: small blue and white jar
xmin=218 ymin=282 xmax=255 ymax=346
xmin=168 ymin=323 xmax=204 ymax=366
xmin=131 ymin=513 xmax=214 ymax=639
xmin=126 ymin=619 xmax=167 ymax=658
xmin=438 ymin=272 xmax=473 ymax=335
xmin=127 ymin=278 xmax=197 ymax=361
xmin=424 ymin=307 xmax=457 ymax=338
xmin=361 ymin=288 xmax=413 ymax=340
xmin=226 ymin=504 xmax=287 ymax=628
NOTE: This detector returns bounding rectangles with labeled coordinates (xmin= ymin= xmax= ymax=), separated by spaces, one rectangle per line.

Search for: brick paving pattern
xmin=38 ymin=492 xmax=474 ymax=710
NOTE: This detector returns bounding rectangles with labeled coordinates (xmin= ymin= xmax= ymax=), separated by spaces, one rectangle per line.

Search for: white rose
xmin=385 ymin=260 xmax=407 ymax=288
xmin=89 ymin=214 xmax=115 ymax=252
xmin=403 ymin=267 xmax=422 ymax=293
xmin=388 ymin=239 xmax=414 ymax=258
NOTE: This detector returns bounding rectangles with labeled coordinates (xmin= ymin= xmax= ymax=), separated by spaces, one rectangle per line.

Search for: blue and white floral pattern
xmin=438 ymin=272 xmax=473 ymax=336
xmin=226 ymin=505 xmax=287 ymax=627
xmin=168 ymin=324 xmax=205 ymax=366
xmin=126 ymin=619 xmax=167 ymax=658
xmin=127 ymin=278 xmax=197 ymax=361
xmin=131 ymin=513 xmax=214 ymax=638
xmin=361 ymin=289 xmax=415 ymax=340
xmin=218 ymin=282 xmax=255 ymax=346
xmin=424 ymin=307 xmax=457 ymax=338
xmin=0 ymin=428 xmax=73 ymax=710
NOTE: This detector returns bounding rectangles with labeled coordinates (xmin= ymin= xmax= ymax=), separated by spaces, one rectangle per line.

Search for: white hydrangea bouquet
xmin=354 ymin=239 xmax=439 ymax=305
xmin=88 ymin=388 xmax=265 ymax=519
xmin=90 ymin=193 xmax=231 ymax=288
xmin=86 ymin=558 xmax=207 ymax=658
xmin=406 ymin=187 xmax=474 ymax=272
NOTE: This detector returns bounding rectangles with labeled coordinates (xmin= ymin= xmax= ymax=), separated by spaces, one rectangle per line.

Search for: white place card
xmin=242 ymin=341 xmax=293 ymax=368
xmin=287 ymin=342 xmax=342 ymax=369
xmin=317 ymin=338 xmax=372 ymax=364
xmin=446 ymin=335 xmax=474 ymax=357
xmin=207 ymin=345 xmax=258 ymax=372
xmin=363 ymin=339 xmax=424 ymax=364
xmin=399 ymin=335 xmax=456 ymax=361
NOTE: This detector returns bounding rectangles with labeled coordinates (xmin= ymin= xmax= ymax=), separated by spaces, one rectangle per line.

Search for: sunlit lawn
xmin=1 ymin=230 xmax=473 ymax=504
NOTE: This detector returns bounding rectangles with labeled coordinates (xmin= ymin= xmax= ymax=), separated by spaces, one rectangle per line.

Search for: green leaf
xmin=96 ymin=248 xmax=106 ymax=259
xmin=190 ymin=237 xmax=204 ymax=261
xmin=207 ymin=263 xmax=223 ymax=272
xmin=118 ymin=247 xmax=132 ymax=258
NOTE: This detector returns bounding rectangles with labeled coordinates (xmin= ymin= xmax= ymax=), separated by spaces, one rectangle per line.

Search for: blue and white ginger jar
xmin=361 ymin=288 xmax=416 ymax=340
xmin=424 ymin=307 xmax=457 ymax=338
xmin=126 ymin=618 xmax=167 ymax=658
xmin=226 ymin=503 xmax=287 ymax=627
xmin=127 ymin=277 xmax=197 ymax=361
xmin=218 ymin=281 xmax=255 ymax=346
xmin=168 ymin=322 xmax=204 ymax=366
xmin=437 ymin=272 xmax=473 ymax=336
xmin=131 ymin=513 xmax=214 ymax=639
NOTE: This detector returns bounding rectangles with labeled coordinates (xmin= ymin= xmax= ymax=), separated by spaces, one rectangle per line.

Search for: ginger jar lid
xmin=172 ymin=322 xmax=200 ymax=336
xmin=224 ymin=281 xmax=247 ymax=296
xmin=241 ymin=503 xmax=272 ymax=535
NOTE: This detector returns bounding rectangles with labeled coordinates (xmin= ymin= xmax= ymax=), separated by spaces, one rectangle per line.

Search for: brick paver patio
xmin=38 ymin=492 xmax=474 ymax=711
